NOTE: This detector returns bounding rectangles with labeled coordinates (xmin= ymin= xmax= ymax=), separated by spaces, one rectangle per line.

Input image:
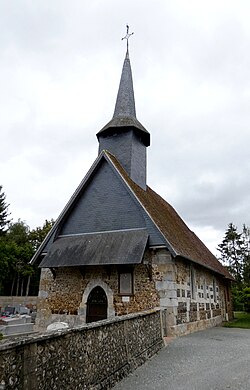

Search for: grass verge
xmin=224 ymin=311 xmax=250 ymax=329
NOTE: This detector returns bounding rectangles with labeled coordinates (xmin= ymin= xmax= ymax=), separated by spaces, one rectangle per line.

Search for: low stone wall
xmin=0 ymin=309 xmax=163 ymax=390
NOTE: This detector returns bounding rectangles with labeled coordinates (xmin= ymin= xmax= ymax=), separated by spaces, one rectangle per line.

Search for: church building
xmin=31 ymin=36 xmax=233 ymax=336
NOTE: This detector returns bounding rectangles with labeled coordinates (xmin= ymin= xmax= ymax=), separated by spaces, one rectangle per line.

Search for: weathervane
xmin=122 ymin=25 xmax=134 ymax=52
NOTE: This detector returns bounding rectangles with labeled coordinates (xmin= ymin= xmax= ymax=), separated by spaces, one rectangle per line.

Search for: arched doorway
xmin=86 ymin=286 xmax=108 ymax=323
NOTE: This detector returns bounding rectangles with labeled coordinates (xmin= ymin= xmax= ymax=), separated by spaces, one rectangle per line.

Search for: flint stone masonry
xmin=36 ymin=262 xmax=160 ymax=330
xmin=0 ymin=309 xmax=163 ymax=390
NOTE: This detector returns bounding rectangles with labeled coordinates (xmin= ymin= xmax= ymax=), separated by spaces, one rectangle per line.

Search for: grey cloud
xmin=1 ymin=1 xmax=250 ymax=252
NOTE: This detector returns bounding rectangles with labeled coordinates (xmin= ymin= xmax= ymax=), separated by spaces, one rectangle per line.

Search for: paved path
xmin=113 ymin=327 xmax=250 ymax=390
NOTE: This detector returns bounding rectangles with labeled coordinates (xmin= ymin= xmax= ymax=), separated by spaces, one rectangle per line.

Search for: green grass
xmin=224 ymin=312 xmax=250 ymax=329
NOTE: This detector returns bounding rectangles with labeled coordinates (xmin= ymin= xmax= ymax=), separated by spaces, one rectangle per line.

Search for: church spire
xmin=113 ymin=25 xmax=136 ymax=118
xmin=113 ymin=47 xmax=136 ymax=119
xmin=97 ymin=26 xmax=150 ymax=146
xmin=96 ymin=26 xmax=150 ymax=190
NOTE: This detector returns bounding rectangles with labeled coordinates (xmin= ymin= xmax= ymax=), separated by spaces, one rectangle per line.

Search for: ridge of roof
xmin=106 ymin=151 xmax=233 ymax=280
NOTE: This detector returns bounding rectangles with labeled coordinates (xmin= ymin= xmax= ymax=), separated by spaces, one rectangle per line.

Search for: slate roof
xmin=39 ymin=229 xmax=148 ymax=268
xmin=106 ymin=152 xmax=233 ymax=280
xmin=31 ymin=149 xmax=232 ymax=280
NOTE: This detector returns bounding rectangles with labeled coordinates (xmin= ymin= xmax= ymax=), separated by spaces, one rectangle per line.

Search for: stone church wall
xmin=36 ymin=248 xmax=232 ymax=335
xmin=0 ymin=310 xmax=163 ymax=390
xmin=151 ymin=249 xmax=232 ymax=336
xmin=36 ymin=258 xmax=159 ymax=330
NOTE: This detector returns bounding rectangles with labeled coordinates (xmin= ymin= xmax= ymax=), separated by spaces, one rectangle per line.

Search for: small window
xmin=190 ymin=266 xmax=196 ymax=299
xmin=213 ymin=279 xmax=217 ymax=303
xmin=119 ymin=271 xmax=133 ymax=295
xmin=203 ymin=279 xmax=206 ymax=299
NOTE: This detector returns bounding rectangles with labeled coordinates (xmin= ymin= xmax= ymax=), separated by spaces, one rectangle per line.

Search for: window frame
xmin=118 ymin=268 xmax=134 ymax=296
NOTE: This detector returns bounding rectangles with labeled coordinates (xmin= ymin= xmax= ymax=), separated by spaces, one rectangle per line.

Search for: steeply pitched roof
xmin=106 ymin=152 xmax=233 ymax=280
xmin=96 ymin=50 xmax=150 ymax=147
xmin=31 ymin=150 xmax=231 ymax=279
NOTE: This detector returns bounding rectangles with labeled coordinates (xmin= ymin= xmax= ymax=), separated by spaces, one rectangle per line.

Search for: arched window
xmin=86 ymin=286 xmax=108 ymax=323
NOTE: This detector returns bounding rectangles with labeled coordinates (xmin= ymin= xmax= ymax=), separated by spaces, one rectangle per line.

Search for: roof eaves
xmin=176 ymin=253 xmax=233 ymax=280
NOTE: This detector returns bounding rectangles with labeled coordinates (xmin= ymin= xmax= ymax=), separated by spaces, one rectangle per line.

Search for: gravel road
xmin=112 ymin=327 xmax=250 ymax=390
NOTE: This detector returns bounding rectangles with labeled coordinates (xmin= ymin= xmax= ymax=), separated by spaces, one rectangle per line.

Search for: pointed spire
xmin=113 ymin=50 xmax=136 ymax=118
xmin=96 ymin=26 xmax=150 ymax=147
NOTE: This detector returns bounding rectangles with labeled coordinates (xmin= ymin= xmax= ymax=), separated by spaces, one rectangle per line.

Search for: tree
xmin=242 ymin=225 xmax=250 ymax=286
xmin=218 ymin=223 xmax=250 ymax=311
xmin=27 ymin=219 xmax=54 ymax=295
xmin=0 ymin=185 xmax=11 ymax=236
xmin=29 ymin=219 xmax=54 ymax=252
xmin=0 ymin=186 xmax=12 ymax=292
xmin=242 ymin=287 xmax=250 ymax=313
xmin=4 ymin=220 xmax=34 ymax=296
xmin=217 ymin=223 xmax=244 ymax=284
xmin=0 ymin=238 xmax=14 ymax=294
xmin=0 ymin=185 xmax=54 ymax=297
xmin=0 ymin=218 xmax=54 ymax=296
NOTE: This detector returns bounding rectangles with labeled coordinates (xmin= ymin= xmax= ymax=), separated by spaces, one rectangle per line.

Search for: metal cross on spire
xmin=122 ymin=25 xmax=134 ymax=53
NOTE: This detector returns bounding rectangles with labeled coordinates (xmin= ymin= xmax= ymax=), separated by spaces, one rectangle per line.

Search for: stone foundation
xmin=168 ymin=314 xmax=223 ymax=337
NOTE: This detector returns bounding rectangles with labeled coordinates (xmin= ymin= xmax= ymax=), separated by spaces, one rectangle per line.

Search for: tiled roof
xmin=107 ymin=151 xmax=232 ymax=280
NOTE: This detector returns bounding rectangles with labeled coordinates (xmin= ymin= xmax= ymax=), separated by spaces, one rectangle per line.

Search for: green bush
xmin=231 ymin=286 xmax=250 ymax=312
xmin=243 ymin=287 xmax=250 ymax=313
xmin=224 ymin=312 xmax=250 ymax=328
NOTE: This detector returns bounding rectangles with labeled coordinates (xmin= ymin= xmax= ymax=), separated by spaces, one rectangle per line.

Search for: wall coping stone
xmin=0 ymin=308 xmax=160 ymax=352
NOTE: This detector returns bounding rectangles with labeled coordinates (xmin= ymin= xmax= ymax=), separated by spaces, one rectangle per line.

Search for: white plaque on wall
xmin=122 ymin=296 xmax=130 ymax=303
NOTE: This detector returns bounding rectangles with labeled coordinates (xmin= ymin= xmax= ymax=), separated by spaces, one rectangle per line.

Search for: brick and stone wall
xmin=151 ymin=250 xmax=231 ymax=336
xmin=0 ymin=310 xmax=163 ymax=390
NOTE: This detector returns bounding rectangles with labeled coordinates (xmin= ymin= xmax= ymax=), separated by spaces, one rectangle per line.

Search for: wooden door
xmin=86 ymin=286 xmax=108 ymax=323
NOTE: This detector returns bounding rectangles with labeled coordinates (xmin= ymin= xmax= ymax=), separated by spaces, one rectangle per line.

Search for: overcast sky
xmin=1 ymin=0 xmax=250 ymax=255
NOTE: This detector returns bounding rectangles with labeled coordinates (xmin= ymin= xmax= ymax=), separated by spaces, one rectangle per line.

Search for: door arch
xmin=86 ymin=286 xmax=108 ymax=323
